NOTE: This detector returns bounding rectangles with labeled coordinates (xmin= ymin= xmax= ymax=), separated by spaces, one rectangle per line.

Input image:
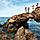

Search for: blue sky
xmin=0 ymin=0 xmax=40 ymax=17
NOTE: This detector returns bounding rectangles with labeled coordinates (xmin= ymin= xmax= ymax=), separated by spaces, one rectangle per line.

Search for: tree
xmin=32 ymin=5 xmax=34 ymax=11
xmin=28 ymin=7 xmax=30 ymax=13
xmin=25 ymin=7 xmax=27 ymax=12
xmin=36 ymin=3 xmax=38 ymax=7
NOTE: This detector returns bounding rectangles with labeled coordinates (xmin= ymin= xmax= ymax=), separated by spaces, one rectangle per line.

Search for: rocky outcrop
xmin=2 ymin=4 xmax=40 ymax=40
xmin=3 ymin=6 xmax=40 ymax=32
xmin=32 ymin=6 xmax=40 ymax=22
xmin=4 ymin=6 xmax=40 ymax=29
xmin=14 ymin=26 xmax=37 ymax=40
xmin=3 ymin=13 xmax=34 ymax=33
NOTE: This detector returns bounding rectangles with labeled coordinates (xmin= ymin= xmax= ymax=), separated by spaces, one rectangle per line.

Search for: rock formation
xmin=3 ymin=13 xmax=34 ymax=33
xmin=14 ymin=26 xmax=37 ymax=40
xmin=32 ymin=6 xmax=40 ymax=22
xmin=2 ymin=3 xmax=40 ymax=40
xmin=3 ymin=6 xmax=40 ymax=33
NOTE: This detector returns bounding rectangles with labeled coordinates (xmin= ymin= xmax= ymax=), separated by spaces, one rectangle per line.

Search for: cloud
xmin=0 ymin=0 xmax=40 ymax=17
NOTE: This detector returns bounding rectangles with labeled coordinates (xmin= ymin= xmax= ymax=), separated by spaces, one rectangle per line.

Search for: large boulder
xmin=14 ymin=26 xmax=37 ymax=40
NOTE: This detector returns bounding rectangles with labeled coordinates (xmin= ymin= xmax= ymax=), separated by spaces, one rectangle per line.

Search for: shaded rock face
xmin=14 ymin=26 xmax=37 ymax=40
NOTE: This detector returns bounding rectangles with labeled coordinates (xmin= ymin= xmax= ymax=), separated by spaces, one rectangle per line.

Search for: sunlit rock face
xmin=14 ymin=26 xmax=37 ymax=40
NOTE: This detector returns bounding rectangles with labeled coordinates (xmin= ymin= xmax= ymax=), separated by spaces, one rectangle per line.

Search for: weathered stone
xmin=32 ymin=6 xmax=40 ymax=21
xmin=14 ymin=26 xmax=37 ymax=40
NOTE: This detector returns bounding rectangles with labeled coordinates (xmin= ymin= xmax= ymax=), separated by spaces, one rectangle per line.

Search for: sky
xmin=0 ymin=0 xmax=40 ymax=17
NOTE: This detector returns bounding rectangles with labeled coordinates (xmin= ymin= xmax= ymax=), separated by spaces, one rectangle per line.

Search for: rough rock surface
xmin=7 ymin=6 xmax=40 ymax=24
xmin=2 ymin=4 xmax=40 ymax=40
xmin=2 ymin=6 xmax=40 ymax=33
xmin=14 ymin=26 xmax=37 ymax=40
xmin=3 ymin=13 xmax=34 ymax=33
xmin=32 ymin=6 xmax=40 ymax=21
